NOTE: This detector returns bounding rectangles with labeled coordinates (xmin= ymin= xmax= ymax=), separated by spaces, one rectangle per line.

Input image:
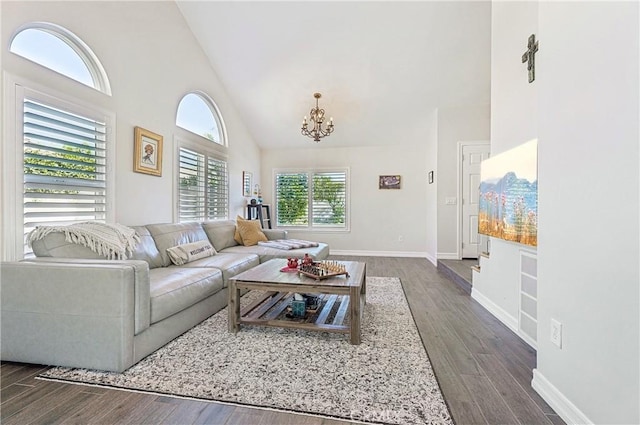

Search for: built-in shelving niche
xmin=519 ymin=251 xmax=538 ymax=349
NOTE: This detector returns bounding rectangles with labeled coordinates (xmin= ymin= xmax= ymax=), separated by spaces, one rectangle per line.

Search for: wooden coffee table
xmin=228 ymin=259 xmax=366 ymax=344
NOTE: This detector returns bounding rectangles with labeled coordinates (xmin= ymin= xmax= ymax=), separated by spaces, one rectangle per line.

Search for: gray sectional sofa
xmin=0 ymin=220 xmax=329 ymax=372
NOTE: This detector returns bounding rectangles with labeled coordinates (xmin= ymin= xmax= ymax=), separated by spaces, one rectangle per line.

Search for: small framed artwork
xmin=133 ymin=126 xmax=163 ymax=176
xmin=428 ymin=171 xmax=434 ymax=184
xmin=242 ymin=171 xmax=253 ymax=196
xmin=379 ymin=175 xmax=401 ymax=190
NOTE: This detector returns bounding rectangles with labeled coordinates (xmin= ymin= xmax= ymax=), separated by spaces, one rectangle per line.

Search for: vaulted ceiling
xmin=177 ymin=1 xmax=491 ymax=150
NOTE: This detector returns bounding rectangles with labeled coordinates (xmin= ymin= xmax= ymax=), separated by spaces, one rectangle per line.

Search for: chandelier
xmin=301 ymin=93 xmax=334 ymax=142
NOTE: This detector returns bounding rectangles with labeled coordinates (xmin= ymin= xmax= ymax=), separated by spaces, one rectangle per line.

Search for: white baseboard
xmin=330 ymin=250 xmax=429 ymax=258
xmin=437 ymin=252 xmax=460 ymax=260
xmin=470 ymin=287 xmax=518 ymax=333
xmin=425 ymin=251 xmax=437 ymax=266
xmin=532 ymin=369 xmax=593 ymax=425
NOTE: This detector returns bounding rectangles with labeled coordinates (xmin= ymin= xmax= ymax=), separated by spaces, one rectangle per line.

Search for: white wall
xmin=261 ymin=145 xmax=430 ymax=257
xmin=484 ymin=1 xmax=639 ymax=423
xmin=435 ymin=104 xmax=490 ymax=258
xmin=535 ymin=2 xmax=639 ymax=424
xmin=472 ymin=0 xmax=539 ymax=343
xmin=1 ymin=1 xmax=260 ymax=257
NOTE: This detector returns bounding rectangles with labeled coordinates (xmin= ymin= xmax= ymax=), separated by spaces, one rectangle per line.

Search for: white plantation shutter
xmin=207 ymin=156 xmax=228 ymax=220
xmin=178 ymin=147 xmax=205 ymax=221
xmin=312 ymin=171 xmax=346 ymax=227
xmin=275 ymin=169 xmax=348 ymax=229
xmin=178 ymin=147 xmax=228 ymax=222
xmin=275 ymin=172 xmax=309 ymax=226
xmin=23 ymin=98 xmax=107 ymax=254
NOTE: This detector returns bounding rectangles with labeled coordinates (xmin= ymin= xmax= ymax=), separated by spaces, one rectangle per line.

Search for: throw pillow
xmin=234 ymin=215 xmax=246 ymax=245
xmin=166 ymin=240 xmax=216 ymax=265
xmin=236 ymin=218 xmax=268 ymax=246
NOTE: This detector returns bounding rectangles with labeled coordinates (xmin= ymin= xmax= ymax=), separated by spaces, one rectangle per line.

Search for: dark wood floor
xmin=1 ymin=256 xmax=563 ymax=425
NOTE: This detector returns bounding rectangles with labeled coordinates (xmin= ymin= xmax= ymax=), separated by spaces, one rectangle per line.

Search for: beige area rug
xmin=40 ymin=277 xmax=452 ymax=425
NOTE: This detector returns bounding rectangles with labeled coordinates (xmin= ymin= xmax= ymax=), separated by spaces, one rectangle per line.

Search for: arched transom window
xmin=176 ymin=92 xmax=226 ymax=146
xmin=9 ymin=22 xmax=111 ymax=95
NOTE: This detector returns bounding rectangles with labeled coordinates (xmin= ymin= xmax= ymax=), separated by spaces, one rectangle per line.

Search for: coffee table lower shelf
xmin=239 ymin=291 xmax=352 ymax=334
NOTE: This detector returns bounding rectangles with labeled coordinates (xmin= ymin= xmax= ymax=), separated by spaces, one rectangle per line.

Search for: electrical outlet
xmin=445 ymin=197 xmax=457 ymax=205
xmin=550 ymin=319 xmax=562 ymax=348
xmin=398 ymin=235 xmax=404 ymax=242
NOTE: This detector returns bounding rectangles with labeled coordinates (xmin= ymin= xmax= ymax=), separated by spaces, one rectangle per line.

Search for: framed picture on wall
xmin=379 ymin=175 xmax=401 ymax=189
xmin=243 ymin=171 xmax=253 ymax=196
xmin=133 ymin=126 xmax=163 ymax=176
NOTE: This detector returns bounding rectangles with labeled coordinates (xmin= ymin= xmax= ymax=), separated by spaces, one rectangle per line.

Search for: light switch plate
xmin=445 ymin=197 xmax=457 ymax=205
xmin=550 ymin=319 xmax=562 ymax=348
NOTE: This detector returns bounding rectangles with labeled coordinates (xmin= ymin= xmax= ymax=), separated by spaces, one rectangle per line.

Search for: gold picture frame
xmin=133 ymin=126 xmax=163 ymax=176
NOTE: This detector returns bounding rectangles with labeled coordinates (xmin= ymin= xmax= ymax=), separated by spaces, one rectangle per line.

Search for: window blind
xmin=23 ymin=98 xmax=107 ymax=253
xmin=312 ymin=171 xmax=346 ymax=227
xmin=207 ymin=156 xmax=228 ymax=220
xmin=275 ymin=170 xmax=347 ymax=229
xmin=275 ymin=172 xmax=309 ymax=226
xmin=178 ymin=147 xmax=228 ymax=222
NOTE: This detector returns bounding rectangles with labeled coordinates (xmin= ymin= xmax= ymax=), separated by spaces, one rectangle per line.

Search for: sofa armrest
xmin=263 ymin=229 xmax=288 ymax=240
xmin=0 ymin=259 xmax=150 ymax=372
xmin=26 ymin=258 xmax=151 ymax=334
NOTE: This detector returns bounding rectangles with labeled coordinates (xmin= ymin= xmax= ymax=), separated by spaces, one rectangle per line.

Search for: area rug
xmin=39 ymin=277 xmax=452 ymax=425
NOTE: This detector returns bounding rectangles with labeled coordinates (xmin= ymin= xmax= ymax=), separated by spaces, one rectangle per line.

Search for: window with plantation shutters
xmin=175 ymin=91 xmax=228 ymax=223
xmin=23 ymin=97 xmax=108 ymax=255
xmin=275 ymin=169 xmax=348 ymax=230
xmin=178 ymin=147 xmax=228 ymax=222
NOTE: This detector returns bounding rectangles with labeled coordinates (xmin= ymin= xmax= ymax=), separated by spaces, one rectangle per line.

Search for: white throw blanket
xmin=257 ymin=239 xmax=319 ymax=250
xmin=27 ymin=222 xmax=140 ymax=260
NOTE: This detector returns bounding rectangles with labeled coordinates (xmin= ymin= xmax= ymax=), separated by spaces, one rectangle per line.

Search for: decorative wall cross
xmin=522 ymin=34 xmax=539 ymax=83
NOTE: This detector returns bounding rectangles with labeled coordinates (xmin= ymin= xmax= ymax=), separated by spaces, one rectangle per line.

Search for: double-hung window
xmin=274 ymin=169 xmax=348 ymax=230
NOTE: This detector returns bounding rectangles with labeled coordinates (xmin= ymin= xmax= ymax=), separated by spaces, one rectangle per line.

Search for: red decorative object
xmin=302 ymin=254 xmax=313 ymax=266
xmin=287 ymin=258 xmax=299 ymax=269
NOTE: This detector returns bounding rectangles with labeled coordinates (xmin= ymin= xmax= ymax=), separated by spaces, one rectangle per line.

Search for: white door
xmin=461 ymin=143 xmax=490 ymax=258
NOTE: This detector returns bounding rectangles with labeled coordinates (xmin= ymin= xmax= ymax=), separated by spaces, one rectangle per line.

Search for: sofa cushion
xmin=146 ymin=222 xmax=209 ymax=267
xmin=183 ymin=253 xmax=259 ymax=287
xmin=236 ymin=218 xmax=268 ymax=246
xmin=220 ymin=242 xmax=330 ymax=263
xmin=166 ymin=240 xmax=216 ymax=266
xmin=130 ymin=226 xmax=163 ymax=269
xmin=31 ymin=232 xmax=106 ymax=259
xmin=201 ymin=220 xmax=239 ymax=252
xmin=149 ymin=266 xmax=223 ymax=324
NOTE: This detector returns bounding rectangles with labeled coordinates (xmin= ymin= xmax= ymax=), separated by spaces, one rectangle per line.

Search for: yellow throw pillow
xmin=234 ymin=216 xmax=246 ymax=245
xmin=237 ymin=218 xmax=268 ymax=246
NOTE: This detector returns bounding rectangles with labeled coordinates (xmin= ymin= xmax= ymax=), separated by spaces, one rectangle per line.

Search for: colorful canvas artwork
xmin=479 ymin=139 xmax=538 ymax=247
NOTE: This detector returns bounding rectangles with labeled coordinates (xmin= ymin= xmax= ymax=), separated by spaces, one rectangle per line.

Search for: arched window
xmin=10 ymin=22 xmax=111 ymax=95
xmin=175 ymin=92 xmax=228 ymax=222
xmin=176 ymin=92 xmax=226 ymax=146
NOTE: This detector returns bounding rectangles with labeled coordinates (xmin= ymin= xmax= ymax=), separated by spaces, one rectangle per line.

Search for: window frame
xmin=9 ymin=22 xmax=112 ymax=95
xmin=1 ymin=74 xmax=116 ymax=260
xmin=273 ymin=167 xmax=350 ymax=232
xmin=174 ymin=136 xmax=229 ymax=223
xmin=175 ymin=91 xmax=227 ymax=147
